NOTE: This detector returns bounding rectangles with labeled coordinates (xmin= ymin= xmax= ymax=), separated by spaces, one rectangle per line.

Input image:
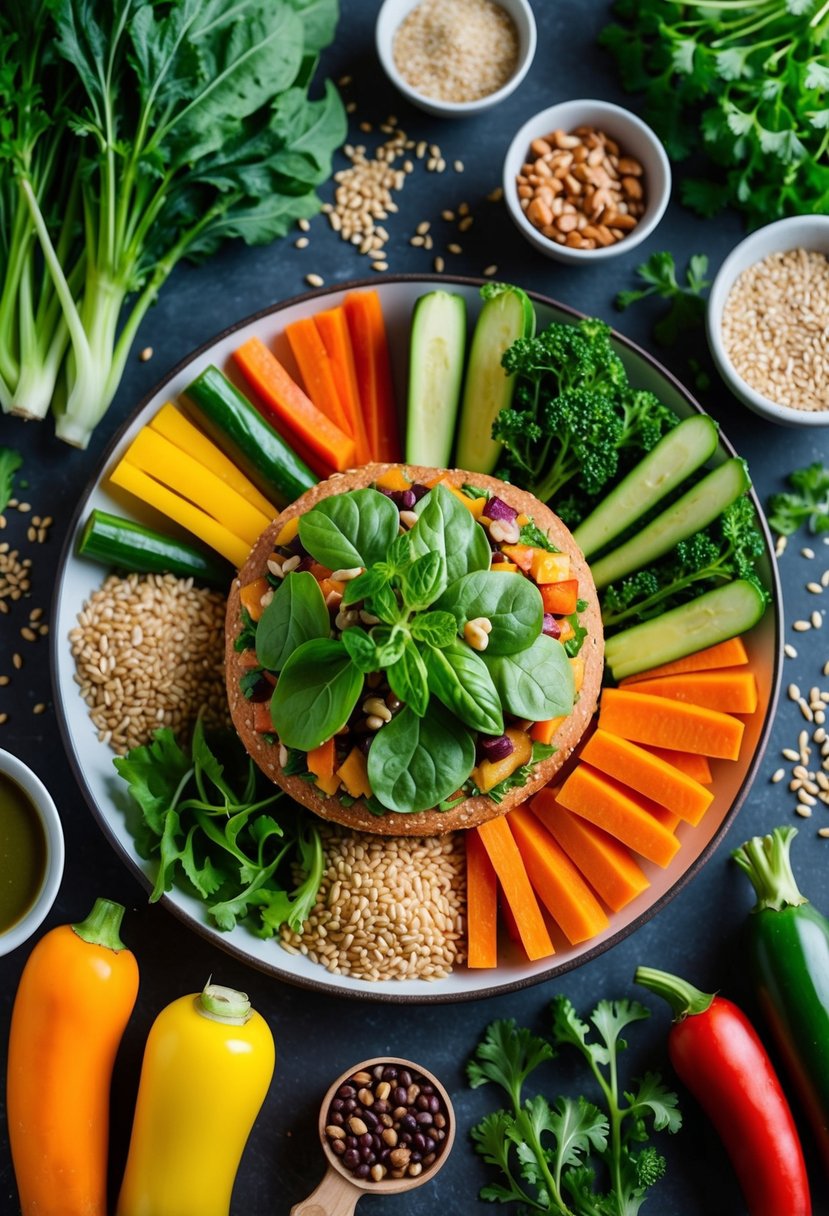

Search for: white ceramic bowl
xmin=375 ymin=0 xmax=536 ymax=118
xmin=502 ymin=99 xmax=671 ymax=264
xmin=0 ymin=749 xmax=64 ymax=956
xmin=706 ymin=215 xmax=829 ymax=427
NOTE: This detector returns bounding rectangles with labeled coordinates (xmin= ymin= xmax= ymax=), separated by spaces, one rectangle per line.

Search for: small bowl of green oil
xmin=0 ymin=750 xmax=64 ymax=955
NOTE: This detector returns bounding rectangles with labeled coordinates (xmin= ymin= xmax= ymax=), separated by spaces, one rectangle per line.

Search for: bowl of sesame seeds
xmin=707 ymin=215 xmax=829 ymax=426
xmin=375 ymin=0 xmax=536 ymax=118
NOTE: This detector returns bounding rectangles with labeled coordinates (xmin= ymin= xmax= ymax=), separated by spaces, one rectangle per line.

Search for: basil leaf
xmin=410 ymin=610 xmax=458 ymax=647
xmin=423 ymin=640 xmax=504 ymax=735
xmin=341 ymin=564 xmax=388 ymax=606
xmin=387 ymin=638 xmax=430 ymax=717
xmin=298 ymin=488 xmax=399 ymax=569
xmin=270 ymin=639 xmax=363 ymax=750
xmin=255 ymin=571 xmax=330 ymax=672
xmin=341 ymin=627 xmax=378 ymax=673
xmin=371 ymin=625 xmax=408 ymax=669
xmin=438 ymin=570 xmax=543 ymax=655
xmin=483 ymin=634 xmax=575 ymax=720
xmin=410 ymin=483 xmax=492 ymax=586
xmin=400 ymin=551 xmax=447 ymax=611
xmin=387 ymin=530 xmax=414 ymax=571
xmin=365 ymin=580 xmax=401 ymax=625
xmin=367 ymin=702 xmax=475 ymax=814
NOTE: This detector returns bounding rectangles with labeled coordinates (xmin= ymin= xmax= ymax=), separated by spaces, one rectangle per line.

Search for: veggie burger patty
xmin=226 ymin=464 xmax=604 ymax=835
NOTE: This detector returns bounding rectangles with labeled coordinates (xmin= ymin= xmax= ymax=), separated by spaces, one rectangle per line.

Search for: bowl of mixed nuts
xmin=502 ymin=99 xmax=671 ymax=262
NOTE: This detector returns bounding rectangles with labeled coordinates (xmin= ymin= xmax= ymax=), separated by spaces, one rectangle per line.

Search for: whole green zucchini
xmin=78 ymin=509 xmax=232 ymax=589
xmin=184 ymin=365 xmax=316 ymax=506
xmin=732 ymin=825 xmax=829 ymax=1173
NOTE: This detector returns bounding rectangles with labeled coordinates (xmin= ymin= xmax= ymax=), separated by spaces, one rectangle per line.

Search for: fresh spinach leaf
xmin=439 ymin=570 xmax=543 ymax=655
xmin=386 ymin=638 xmax=430 ymax=718
xmin=270 ymin=638 xmax=363 ymax=750
xmin=410 ymin=610 xmax=458 ymax=647
xmin=367 ymin=701 xmax=475 ymax=814
xmin=400 ymin=550 xmax=448 ymax=610
xmin=424 ymin=640 xmax=504 ymax=735
xmin=298 ymin=488 xmax=399 ymax=569
xmin=255 ymin=570 xmax=329 ymax=671
xmin=411 ymin=483 xmax=492 ymax=586
xmin=483 ymin=635 xmax=575 ymax=720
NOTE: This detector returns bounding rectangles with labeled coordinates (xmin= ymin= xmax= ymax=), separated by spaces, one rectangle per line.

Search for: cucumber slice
xmin=454 ymin=284 xmax=535 ymax=473
xmin=573 ymin=414 xmax=719 ymax=559
xmin=77 ymin=509 xmax=233 ymax=588
xmin=405 ymin=291 xmax=466 ymax=466
xmin=605 ymin=579 xmax=767 ymax=681
xmin=591 ymin=457 xmax=751 ymax=590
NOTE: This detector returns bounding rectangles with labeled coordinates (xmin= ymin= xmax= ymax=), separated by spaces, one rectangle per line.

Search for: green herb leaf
xmin=519 ymin=520 xmax=558 ymax=552
xmin=615 ymin=251 xmax=710 ymax=347
xmin=409 ymin=610 xmax=458 ymax=647
xmin=270 ymin=638 xmax=363 ymax=750
xmin=298 ymin=488 xmax=400 ymax=569
xmin=767 ymin=462 xmax=829 ymax=535
xmin=0 ymin=448 xmax=22 ymax=514
xmin=482 ymin=634 xmax=574 ymax=720
xmin=386 ymin=638 xmax=430 ymax=718
xmin=438 ymin=569 xmax=543 ymax=655
xmin=423 ymin=640 xmax=504 ymax=735
xmin=341 ymin=564 xmax=388 ymax=606
xmin=255 ymin=570 xmax=330 ymax=671
xmin=367 ymin=701 xmax=475 ymax=813
xmin=410 ymin=483 xmax=492 ymax=586
xmin=341 ymin=626 xmax=379 ymax=673
xmin=399 ymin=550 xmax=448 ymax=610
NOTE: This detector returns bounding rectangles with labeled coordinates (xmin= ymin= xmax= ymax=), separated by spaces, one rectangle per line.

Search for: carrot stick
xmin=599 ymin=687 xmax=745 ymax=761
xmin=314 ymin=307 xmax=372 ymax=465
xmin=465 ymin=829 xmax=499 ymax=968
xmin=285 ymin=316 xmax=353 ymax=436
xmin=579 ymin=729 xmax=714 ymax=826
xmin=642 ymin=745 xmax=713 ymax=785
xmin=617 ymin=669 xmax=758 ymax=715
xmin=532 ymin=789 xmax=650 ymax=913
xmin=233 ymin=336 xmax=355 ymax=474
xmin=556 ymin=764 xmax=682 ymax=868
xmin=619 ymin=636 xmax=749 ymax=683
xmin=508 ymin=807 xmax=609 ymax=945
xmin=475 ymin=817 xmax=554 ymax=961
xmin=344 ymin=290 xmax=401 ymax=461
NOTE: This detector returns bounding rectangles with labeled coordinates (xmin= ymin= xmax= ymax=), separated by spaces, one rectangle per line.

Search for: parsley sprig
xmin=468 ymin=998 xmax=681 ymax=1215
xmin=114 ymin=716 xmax=323 ymax=936
xmin=767 ymin=462 xmax=829 ymax=535
xmin=615 ymin=253 xmax=710 ymax=347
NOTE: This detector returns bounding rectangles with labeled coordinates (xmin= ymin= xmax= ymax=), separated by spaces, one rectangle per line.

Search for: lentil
xmin=720 ymin=249 xmax=829 ymax=411
xmin=281 ymin=825 xmax=465 ymax=981
xmin=323 ymin=1062 xmax=451 ymax=1182
xmin=69 ymin=572 xmax=229 ymax=755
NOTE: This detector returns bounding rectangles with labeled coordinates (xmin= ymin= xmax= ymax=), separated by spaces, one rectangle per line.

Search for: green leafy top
xmin=113 ymin=716 xmax=323 ymax=936
xmin=468 ymin=996 xmax=681 ymax=1216
xmin=0 ymin=447 xmax=22 ymax=514
xmin=254 ymin=483 xmax=578 ymax=815
xmin=615 ymin=252 xmax=710 ymax=347
xmin=767 ymin=461 xmax=829 ymax=535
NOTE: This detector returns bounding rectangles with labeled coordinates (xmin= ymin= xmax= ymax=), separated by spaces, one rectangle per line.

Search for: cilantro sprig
xmin=114 ymin=716 xmax=323 ymax=936
xmin=468 ymin=997 xmax=681 ymax=1215
xmin=767 ymin=462 xmax=829 ymax=536
xmin=615 ymin=253 xmax=710 ymax=347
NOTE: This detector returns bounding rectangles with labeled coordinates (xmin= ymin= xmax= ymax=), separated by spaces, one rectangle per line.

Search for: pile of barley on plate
xmin=392 ymin=0 xmax=518 ymax=103
xmin=721 ymin=248 xmax=829 ymax=411
xmin=281 ymin=825 xmax=466 ymax=982
xmin=70 ymin=571 xmax=229 ymax=754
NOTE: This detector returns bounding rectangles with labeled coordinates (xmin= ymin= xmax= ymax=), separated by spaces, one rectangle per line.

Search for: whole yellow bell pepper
xmin=116 ymin=980 xmax=275 ymax=1216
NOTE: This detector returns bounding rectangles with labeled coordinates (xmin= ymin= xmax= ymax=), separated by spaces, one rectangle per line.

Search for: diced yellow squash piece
xmin=530 ymin=550 xmax=570 ymax=584
xmin=240 ymin=577 xmax=270 ymax=622
xmin=124 ymin=427 xmax=272 ymax=548
xmin=275 ymin=516 xmax=300 ymax=547
xmin=374 ymin=467 xmax=413 ymax=492
xmin=150 ymin=403 xmax=276 ymax=519
xmin=108 ymin=460 xmax=251 ymax=567
xmin=336 ymin=746 xmax=372 ymax=799
xmin=315 ymin=772 xmax=341 ymax=796
xmin=492 ymin=561 xmax=520 ymax=573
xmin=570 ymin=655 xmax=585 ymax=693
xmin=516 ymin=513 xmax=530 ymax=526
xmin=472 ymin=728 xmax=533 ymax=793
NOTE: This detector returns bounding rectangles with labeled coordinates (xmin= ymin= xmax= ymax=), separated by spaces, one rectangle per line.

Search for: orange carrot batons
xmin=466 ymin=829 xmax=499 ymax=968
xmin=580 ymin=729 xmax=714 ymax=826
xmin=556 ymin=764 xmax=682 ymax=868
xmin=599 ymin=687 xmax=745 ymax=761
xmin=475 ymin=816 xmax=554 ymax=961
xmin=344 ymin=289 xmax=401 ymax=461
xmin=314 ymin=306 xmax=372 ymax=465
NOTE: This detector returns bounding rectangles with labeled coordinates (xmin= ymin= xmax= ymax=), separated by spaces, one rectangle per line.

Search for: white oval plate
xmin=52 ymin=276 xmax=782 ymax=1002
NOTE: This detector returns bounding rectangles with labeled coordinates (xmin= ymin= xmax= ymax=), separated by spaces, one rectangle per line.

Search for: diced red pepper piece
xmin=541 ymin=579 xmax=579 ymax=615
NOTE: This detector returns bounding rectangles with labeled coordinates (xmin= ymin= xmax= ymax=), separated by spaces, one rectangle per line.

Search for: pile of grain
xmin=281 ymin=825 xmax=466 ymax=981
xmin=392 ymin=0 xmax=518 ymax=103
xmin=721 ymin=248 xmax=829 ymax=412
xmin=70 ymin=571 xmax=229 ymax=754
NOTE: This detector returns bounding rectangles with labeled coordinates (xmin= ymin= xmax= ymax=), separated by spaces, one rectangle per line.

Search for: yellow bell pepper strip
xmin=7 ymin=898 xmax=139 ymax=1216
xmin=116 ymin=980 xmax=275 ymax=1216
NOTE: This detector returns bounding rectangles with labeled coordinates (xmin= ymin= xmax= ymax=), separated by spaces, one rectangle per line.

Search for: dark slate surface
xmin=2 ymin=3 xmax=828 ymax=1213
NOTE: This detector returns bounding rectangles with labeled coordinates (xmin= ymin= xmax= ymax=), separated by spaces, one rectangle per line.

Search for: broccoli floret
xmin=601 ymin=495 xmax=770 ymax=629
xmin=495 ymin=317 xmax=677 ymax=515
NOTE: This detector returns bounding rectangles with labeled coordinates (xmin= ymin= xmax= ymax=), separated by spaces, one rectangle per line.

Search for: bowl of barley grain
xmin=707 ymin=215 xmax=829 ymax=426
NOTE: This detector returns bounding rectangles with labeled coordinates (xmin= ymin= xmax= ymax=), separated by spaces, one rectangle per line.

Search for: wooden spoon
xmin=290 ymin=1055 xmax=456 ymax=1216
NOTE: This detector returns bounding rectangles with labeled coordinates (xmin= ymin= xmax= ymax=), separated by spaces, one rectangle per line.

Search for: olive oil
xmin=0 ymin=770 xmax=47 ymax=933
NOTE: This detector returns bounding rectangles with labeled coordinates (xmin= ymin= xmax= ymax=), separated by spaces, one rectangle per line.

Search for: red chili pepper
xmin=636 ymin=965 xmax=811 ymax=1216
